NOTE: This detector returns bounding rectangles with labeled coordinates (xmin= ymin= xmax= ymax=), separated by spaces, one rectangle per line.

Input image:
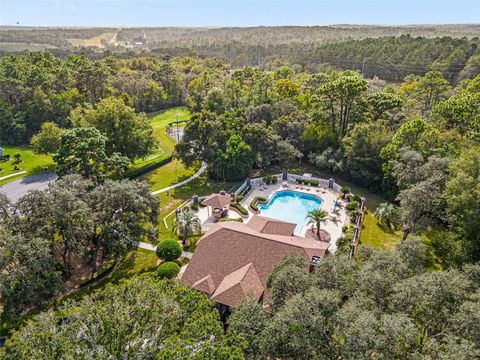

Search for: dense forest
xmin=2 ymin=26 xmax=480 ymax=82
xmin=0 ymin=39 xmax=479 ymax=358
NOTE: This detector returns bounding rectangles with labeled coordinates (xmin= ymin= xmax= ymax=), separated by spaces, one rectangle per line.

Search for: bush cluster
xmin=230 ymin=202 xmax=249 ymax=215
xmin=263 ymin=175 xmax=278 ymax=184
xmin=156 ymin=239 xmax=182 ymax=261
xmin=250 ymin=196 xmax=267 ymax=212
xmin=156 ymin=262 xmax=181 ymax=279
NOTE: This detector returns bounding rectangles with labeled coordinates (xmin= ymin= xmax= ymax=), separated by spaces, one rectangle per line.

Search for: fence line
xmin=349 ymin=198 xmax=366 ymax=259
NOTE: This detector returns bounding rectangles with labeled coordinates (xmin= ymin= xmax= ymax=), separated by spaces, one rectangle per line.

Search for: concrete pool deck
xmin=240 ymin=183 xmax=347 ymax=252
xmin=196 ymin=181 xmax=347 ymax=253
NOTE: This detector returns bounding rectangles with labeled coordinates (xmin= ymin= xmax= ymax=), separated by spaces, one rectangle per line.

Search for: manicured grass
xmin=0 ymin=146 xmax=54 ymax=185
xmin=142 ymin=159 xmax=198 ymax=192
xmin=149 ymin=106 xmax=191 ymax=155
xmin=360 ymin=210 xmax=402 ymax=249
xmin=126 ymin=107 xmax=191 ymax=178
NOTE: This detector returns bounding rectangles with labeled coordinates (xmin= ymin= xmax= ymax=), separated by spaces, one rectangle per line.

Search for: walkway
xmin=0 ymin=171 xmax=27 ymax=181
xmin=138 ymin=241 xmax=193 ymax=259
xmin=0 ymin=172 xmax=58 ymax=203
xmin=151 ymin=162 xmax=207 ymax=195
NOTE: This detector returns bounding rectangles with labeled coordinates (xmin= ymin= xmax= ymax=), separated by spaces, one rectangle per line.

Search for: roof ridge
xmin=217 ymin=222 xmax=327 ymax=250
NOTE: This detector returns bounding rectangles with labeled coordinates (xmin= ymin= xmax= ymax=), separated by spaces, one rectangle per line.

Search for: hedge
xmin=295 ymin=178 xmax=319 ymax=186
xmin=219 ymin=217 xmax=244 ymax=222
xmin=122 ymin=154 xmax=173 ymax=179
xmin=230 ymin=202 xmax=248 ymax=216
xmin=156 ymin=262 xmax=181 ymax=279
xmin=156 ymin=239 xmax=183 ymax=261
xmin=250 ymin=196 xmax=267 ymax=212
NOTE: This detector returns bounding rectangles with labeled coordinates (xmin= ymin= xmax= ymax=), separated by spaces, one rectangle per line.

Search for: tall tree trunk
xmin=91 ymin=237 xmax=99 ymax=276
xmin=402 ymin=227 xmax=410 ymax=241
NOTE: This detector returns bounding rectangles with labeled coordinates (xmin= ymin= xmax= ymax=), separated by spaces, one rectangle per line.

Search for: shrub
xmin=231 ymin=202 xmax=248 ymax=215
xmin=156 ymin=239 xmax=182 ymax=261
xmin=341 ymin=186 xmax=351 ymax=199
xmin=272 ymin=176 xmax=278 ymax=184
xmin=219 ymin=217 xmax=243 ymax=222
xmin=236 ymin=195 xmax=243 ymax=202
xmin=156 ymin=262 xmax=180 ymax=279
xmin=346 ymin=201 xmax=359 ymax=211
xmin=352 ymin=194 xmax=361 ymax=202
xmin=250 ymin=196 xmax=267 ymax=212
xmin=190 ymin=203 xmax=199 ymax=211
xmin=263 ymin=175 xmax=273 ymax=184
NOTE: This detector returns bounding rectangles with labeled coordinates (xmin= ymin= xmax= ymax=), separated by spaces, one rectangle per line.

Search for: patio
xmin=238 ymin=181 xmax=347 ymax=253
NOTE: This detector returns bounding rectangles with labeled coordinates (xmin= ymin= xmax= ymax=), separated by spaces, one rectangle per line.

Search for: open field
xmin=0 ymin=42 xmax=57 ymax=51
xmin=67 ymin=32 xmax=115 ymax=48
xmin=0 ymin=146 xmax=54 ymax=185
xmin=149 ymin=107 xmax=191 ymax=155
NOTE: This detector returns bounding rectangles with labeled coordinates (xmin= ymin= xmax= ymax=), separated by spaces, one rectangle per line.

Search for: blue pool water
xmin=258 ymin=190 xmax=323 ymax=234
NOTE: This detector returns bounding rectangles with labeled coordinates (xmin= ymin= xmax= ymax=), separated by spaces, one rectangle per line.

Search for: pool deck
xmin=197 ymin=181 xmax=347 ymax=253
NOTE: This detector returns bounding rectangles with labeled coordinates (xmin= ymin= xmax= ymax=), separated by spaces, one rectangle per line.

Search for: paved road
xmin=0 ymin=172 xmax=57 ymax=203
xmin=151 ymin=162 xmax=207 ymax=195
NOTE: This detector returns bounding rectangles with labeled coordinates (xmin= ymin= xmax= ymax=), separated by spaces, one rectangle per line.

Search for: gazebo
xmin=203 ymin=192 xmax=231 ymax=219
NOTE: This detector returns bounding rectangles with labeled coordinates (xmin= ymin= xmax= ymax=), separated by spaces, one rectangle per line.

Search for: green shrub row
xmin=250 ymin=196 xmax=267 ymax=212
xmin=122 ymin=155 xmax=173 ymax=179
xmin=295 ymin=178 xmax=320 ymax=186
xmin=219 ymin=217 xmax=244 ymax=223
xmin=230 ymin=202 xmax=249 ymax=216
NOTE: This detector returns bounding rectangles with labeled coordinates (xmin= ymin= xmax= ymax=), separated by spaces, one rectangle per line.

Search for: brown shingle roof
xmin=211 ymin=263 xmax=264 ymax=307
xmin=202 ymin=193 xmax=231 ymax=209
xmin=181 ymin=220 xmax=329 ymax=307
xmin=247 ymin=214 xmax=296 ymax=236
xmin=192 ymin=274 xmax=215 ymax=294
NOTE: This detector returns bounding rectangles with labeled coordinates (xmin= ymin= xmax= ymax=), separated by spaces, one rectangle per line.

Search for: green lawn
xmin=360 ymin=210 xmax=402 ymax=249
xmin=125 ymin=107 xmax=191 ymax=178
xmin=0 ymin=146 xmax=54 ymax=185
xmin=142 ymin=159 xmax=198 ymax=193
xmin=149 ymin=106 xmax=191 ymax=155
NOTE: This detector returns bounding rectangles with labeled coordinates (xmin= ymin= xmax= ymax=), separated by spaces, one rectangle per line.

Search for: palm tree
xmin=375 ymin=202 xmax=396 ymax=228
xmin=307 ymin=209 xmax=331 ymax=238
xmin=173 ymin=208 xmax=202 ymax=245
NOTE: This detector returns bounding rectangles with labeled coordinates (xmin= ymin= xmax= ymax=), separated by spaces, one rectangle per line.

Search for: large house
xmin=180 ymin=215 xmax=329 ymax=312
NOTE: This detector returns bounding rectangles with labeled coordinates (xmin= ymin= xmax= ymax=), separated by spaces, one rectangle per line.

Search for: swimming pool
xmin=258 ymin=190 xmax=323 ymax=234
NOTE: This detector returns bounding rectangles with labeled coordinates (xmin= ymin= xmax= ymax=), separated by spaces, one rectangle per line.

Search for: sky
xmin=1 ymin=0 xmax=480 ymax=27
